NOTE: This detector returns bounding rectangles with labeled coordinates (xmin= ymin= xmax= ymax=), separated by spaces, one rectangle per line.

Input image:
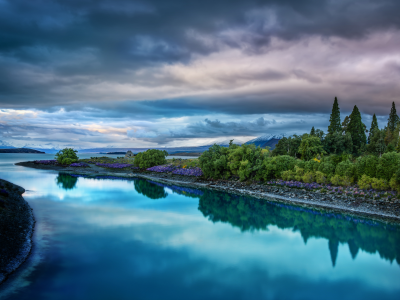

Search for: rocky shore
xmin=0 ymin=179 xmax=34 ymax=285
xmin=16 ymin=161 xmax=400 ymax=224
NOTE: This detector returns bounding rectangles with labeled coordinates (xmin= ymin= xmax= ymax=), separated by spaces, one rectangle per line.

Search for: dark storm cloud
xmin=1 ymin=0 xmax=400 ymax=109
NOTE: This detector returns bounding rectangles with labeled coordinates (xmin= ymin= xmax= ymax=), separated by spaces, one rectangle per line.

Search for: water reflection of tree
xmin=198 ymin=190 xmax=400 ymax=267
xmin=56 ymin=173 xmax=78 ymax=190
xmin=134 ymin=179 xmax=168 ymax=200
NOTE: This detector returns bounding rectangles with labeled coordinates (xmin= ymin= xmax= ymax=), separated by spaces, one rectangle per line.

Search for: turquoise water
xmin=0 ymin=154 xmax=400 ymax=300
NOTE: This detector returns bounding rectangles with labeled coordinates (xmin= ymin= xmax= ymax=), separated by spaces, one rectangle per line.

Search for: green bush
xmin=302 ymin=172 xmax=315 ymax=183
xmin=304 ymin=160 xmax=319 ymax=173
xmin=358 ymin=175 xmax=373 ymax=189
xmin=261 ymin=155 xmax=296 ymax=181
xmin=355 ymin=155 xmax=378 ymax=178
xmin=371 ymin=178 xmax=389 ymax=190
xmin=330 ymin=175 xmax=341 ymax=186
xmin=315 ymin=171 xmax=328 ymax=184
xmin=228 ymin=144 xmax=265 ymax=181
xmin=318 ymin=161 xmax=335 ymax=176
xmin=294 ymin=166 xmax=304 ymax=181
xmin=281 ymin=170 xmax=296 ymax=181
xmin=199 ymin=144 xmax=232 ymax=179
xmin=335 ymin=160 xmax=356 ymax=181
xmin=55 ymin=148 xmax=78 ymax=165
xmin=376 ymin=152 xmax=400 ymax=181
xmin=134 ymin=149 xmax=168 ymax=169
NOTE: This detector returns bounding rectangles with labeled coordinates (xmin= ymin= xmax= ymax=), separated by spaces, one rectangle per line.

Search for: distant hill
xmin=0 ymin=140 xmax=15 ymax=149
xmin=245 ymin=134 xmax=284 ymax=150
xmin=0 ymin=148 xmax=45 ymax=154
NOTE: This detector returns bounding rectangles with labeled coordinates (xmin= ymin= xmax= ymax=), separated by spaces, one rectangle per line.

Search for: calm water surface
xmin=0 ymin=154 xmax=400 ymax=300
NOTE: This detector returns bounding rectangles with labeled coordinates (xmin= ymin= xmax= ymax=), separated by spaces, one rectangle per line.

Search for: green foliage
xmin=56 ymin=173 xmax=78 ymax=190
xmin=387 ymin=102 xmax=399 ymax=133
xmin=228 ymin=144 xmax=265 ymax=181
xmin=331 ymin=175 xmax=351 ymax=186
xmin=134 ymin=149 xmax=168 ymax=169
xmin=298 ymin=135 xmax=326 ymax=160
xmin=335 ymin=160 xmax=356 ymax=182
xmin=330 ymin=175 xmax=341 ymax=186
xmin=368 ymin=114 xmax=379 ymax=144
xmin=358 ymin=175 xmax=373 ymax=190
xmin=347 ymin=105 xmax=367 ymax=154
xmin=355 ymin=155 xmax=378 ymax=178
xmin=318 ymin=161 xmax=335 ymax=176
xmin=272 ymin=135 xmax=302 ymax=158
xmin=304 ymin=159 xmax=319 ymax=173
xmin=376 ymin=152 xmax=400 ymax=181
xmin=294 ymin=166 xmax=304 ymax=181
xmin=371 ymin=178 xmax=389 ymax=190
xmin=55 ymin=148 xmax=78 ymax=165
xmin=369 ymin=128 xmax=386 ymax=156
xmin=310 ymin=126 xmax=316 ymax=136
xmin=315 ymin=171 xmax=328 ymax=184
xmin=262 ymin=155 xmax=296 ymax=181
xmin=302 ymin=172 xmax=315 ymax=183
xmin=198 ymin=144 xmax=232 ymax=179
xmin=328 ymin=97 xmax=341 ymax=135
xmin=281 ymin=170 xmax=296 ymax=181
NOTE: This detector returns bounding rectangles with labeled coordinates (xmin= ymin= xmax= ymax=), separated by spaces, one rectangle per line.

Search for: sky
xmin=1 ymin=0 xmax=400 ymax=149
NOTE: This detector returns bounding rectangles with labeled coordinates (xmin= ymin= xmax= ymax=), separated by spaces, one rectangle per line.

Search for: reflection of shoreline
xmin=199 ymin=190 xmax=400 ymax=267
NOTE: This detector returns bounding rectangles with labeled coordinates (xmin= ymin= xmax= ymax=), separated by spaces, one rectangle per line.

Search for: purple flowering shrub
xmin=146 ymin=164 xmax=203 ymax=177
xmin=70 ymin=162 xmax=89 ymax=167
xmin=34 ymin=160 xmax=58 ymax=165
xmin=96 ymin=163 xmax=132 ymax=169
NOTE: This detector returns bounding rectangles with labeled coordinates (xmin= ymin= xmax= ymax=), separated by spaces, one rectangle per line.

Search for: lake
xmin=0 ymin=153 xmax=400 ymax=300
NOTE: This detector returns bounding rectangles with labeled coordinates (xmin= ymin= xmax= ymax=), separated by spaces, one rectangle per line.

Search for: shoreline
xmin=0 ymin=179 xmax=35 ymax=285
xmin=15 ymin=161 xmax=400 ymax=225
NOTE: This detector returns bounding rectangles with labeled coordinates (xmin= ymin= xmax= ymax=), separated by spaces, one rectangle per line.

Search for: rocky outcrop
xmin=0 ymin=179 xmax=34 ymax=284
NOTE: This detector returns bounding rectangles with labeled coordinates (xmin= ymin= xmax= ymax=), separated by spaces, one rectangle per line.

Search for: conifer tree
xmin=347 ymin=105 xmax=367 ymax=154
xmin=310 ymin=126 xmax=316 ymax=136
xmin=368 ymin=114 xmax=378 ymax=144
xmin=327 ymin=97 xmax=341 ymax=135
xmin=387 ymin=102 xmax=399 ymax=133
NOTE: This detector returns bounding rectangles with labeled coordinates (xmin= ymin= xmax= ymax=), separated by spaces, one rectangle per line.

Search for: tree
xmin=342 ymin=115 xmax=350 ymax=134
xmin=347 ymin=105 xmax=367 ymax=154
xmin=55 ymin=148 xmax=79 ymax=165
xmin=369 ymin=128 xmax=386 ymax=157
xmin=134 ymin=149 xmax=168 ymax=169
xmin=387 ymin=102 xmax=399 ymax=133
xmin=272 ymin=135 xmax=302 ymax=158
xmin=368 ymin=114 xmax=378 ymax=144
xmin=310 ymin=126 xmax=316 ymax=136
xmin=328 ymin=97 xmax=341 ymax=135
xmin=298 ymin=135 xmax=326 ymax=160
xmin=324 ymin=131 xmax=352 ymax=154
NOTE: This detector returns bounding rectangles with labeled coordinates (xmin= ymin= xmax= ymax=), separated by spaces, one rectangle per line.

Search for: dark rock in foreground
xmin=0 ymin=179 xmax=34 ymax=284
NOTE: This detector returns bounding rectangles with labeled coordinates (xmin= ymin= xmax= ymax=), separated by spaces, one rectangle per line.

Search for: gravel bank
xmin=0 ymin=179 xmax=34 ymax=285
xmin=16 ymin=161 xmax=400 ymax=224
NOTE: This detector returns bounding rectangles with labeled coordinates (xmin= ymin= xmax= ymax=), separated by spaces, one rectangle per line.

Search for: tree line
xmin=273 ymin=98 xmax=400 ymax=159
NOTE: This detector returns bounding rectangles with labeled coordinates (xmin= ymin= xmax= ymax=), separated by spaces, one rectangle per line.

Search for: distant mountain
xmin=0 ymin=140 xmax=15 ymax=149
xmin=245 ymin=134 xmax=285 ymax=149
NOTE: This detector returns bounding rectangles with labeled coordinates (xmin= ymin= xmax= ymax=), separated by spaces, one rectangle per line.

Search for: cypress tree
xmin=387 ymin=102 xmax=399 ymax=133
xmin=328 ymin=97 xmax=341 ymax=135
xmin=347 ymin=105 xmax=367 ymax=154
xmin=368 ymin=114 xmax=378 ymax=144
xmin=310 ymin=126 xmax=316 ymax=136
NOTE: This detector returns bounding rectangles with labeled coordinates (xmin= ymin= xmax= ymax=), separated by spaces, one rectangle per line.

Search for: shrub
xmin=302 ymin=172 xmax=315 ymax=183
xmin=298 ymin=135 xmax=326 ymax=160
xmin=315 ymin=171 xmax=328 ymax=184
xmin=389 ymin=176 xmax=398 ymax=191
xmin=294 ymin=166 xmax=304 ymax=181
xmin=331 ymin=175 xmax=341 ymax=186
xmin=358 ymin=175 xmax=373 ymax=189
xmin=318 ymin=162 xmax=335 ymax=176
xmin=134 ymin=149 xmax=168 ymax=169
xmin=198 ymin=144 xmax=232 ymax=179
xmin=371 ymin=178 xmax=388 ymax=190
xmin=355 ymin=155 xmax=379 ymax=178
xmin=376 ymin=152 xmax=400 ymax=181
xmin=281 ymin=170 xmax=296 ymax=181
xmin=55 ymin=148 xmax=78 ymax=165
xmin=228 ymin=144 xmax=265 ymax=181
xmin=304 ymin=159 xmax=319 ymax=173
xmin=260 ymin=155 xmax=296 ymax=181
xmin=335 ymin=160 xmax=356 ymax=181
